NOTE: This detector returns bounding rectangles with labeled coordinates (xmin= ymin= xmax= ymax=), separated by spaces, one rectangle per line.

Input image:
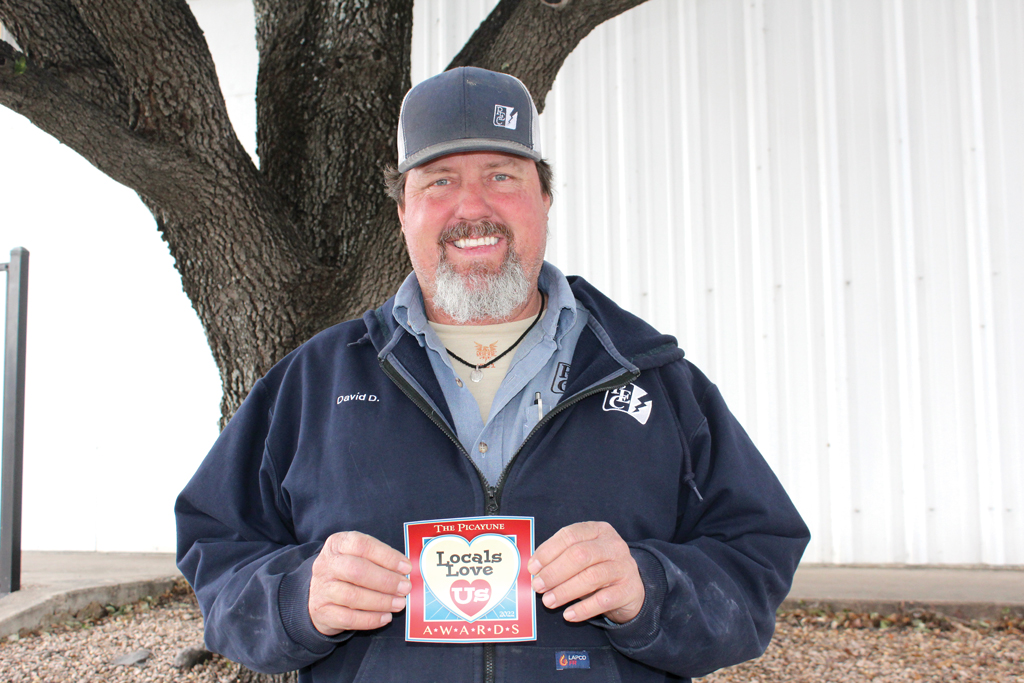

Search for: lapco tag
xmin=404 ymin=516 xmax=536 ymax=643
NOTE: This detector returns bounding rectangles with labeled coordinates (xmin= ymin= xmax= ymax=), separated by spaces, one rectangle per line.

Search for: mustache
xmin=437 ymin=221 xmax=514 ymax=245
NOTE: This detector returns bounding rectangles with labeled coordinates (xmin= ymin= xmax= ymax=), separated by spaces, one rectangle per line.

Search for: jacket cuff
xmin=593 ymin=546 xmax=666 ymax=651
xmin=278 ymin=554 xmax=353 ymax=653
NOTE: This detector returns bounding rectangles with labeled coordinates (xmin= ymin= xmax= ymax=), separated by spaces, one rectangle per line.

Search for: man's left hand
xmin=527 ymin=521 xmax=645 ymax=624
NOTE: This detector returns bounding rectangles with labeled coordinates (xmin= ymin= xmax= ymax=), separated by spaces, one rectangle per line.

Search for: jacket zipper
xmin=491 ymin=368 xmax=639 ymax=510
xmin=381 ymin=356 xmax=638 ymax=683
xmin=482 ymin=368 xmax=636 ymax=683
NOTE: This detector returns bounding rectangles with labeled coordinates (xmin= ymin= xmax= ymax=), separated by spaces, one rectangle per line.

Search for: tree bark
xmin=2 ymin=0 xmax=650 ymax=673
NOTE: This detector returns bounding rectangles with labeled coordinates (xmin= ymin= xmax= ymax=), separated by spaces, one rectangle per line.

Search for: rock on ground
xmin=174 ymin=646 xmax=214 ymax=670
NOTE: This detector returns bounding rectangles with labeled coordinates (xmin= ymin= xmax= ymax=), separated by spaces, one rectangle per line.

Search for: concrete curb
xmin=0 ymin=576 xmax=181 ymax=639
xmin=780 ymin=597 xmax=1024 ymax=622
xmin=785 ymin=565 xmax=1024 ymax=622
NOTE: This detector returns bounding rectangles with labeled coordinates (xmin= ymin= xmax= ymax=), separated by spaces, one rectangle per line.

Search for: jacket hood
xmin=566 ymin=275 xmax=684 ymax=370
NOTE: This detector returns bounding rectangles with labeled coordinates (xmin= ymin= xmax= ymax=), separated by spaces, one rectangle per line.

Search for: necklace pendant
xmin=470 ymin=368 xmax=484 ymax=383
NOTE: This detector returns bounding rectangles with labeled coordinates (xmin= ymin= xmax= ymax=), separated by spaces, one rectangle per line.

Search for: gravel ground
xmin=2 ymin=581 xmax=1022 ymax=682
xmin=0 ymin=582 xmax=236 ymax=682
xmin=700 ymin=610 xmax=1024 ymax=683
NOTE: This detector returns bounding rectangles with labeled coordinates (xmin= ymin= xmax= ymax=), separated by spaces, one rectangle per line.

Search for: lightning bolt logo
xmin=631 ymin=395 xmax=653 ymax=415
xmin=602 ymin=384 xmax=652 ymax=425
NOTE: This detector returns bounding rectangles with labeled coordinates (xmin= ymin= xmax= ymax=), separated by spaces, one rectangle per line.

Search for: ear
xmin=397 ymin=203 xmax=406 ymax=230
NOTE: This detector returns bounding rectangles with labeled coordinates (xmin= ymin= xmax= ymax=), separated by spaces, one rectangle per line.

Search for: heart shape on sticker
xmin=419 ymin=533 xmax=519 ymax=622
xmin=449 ymin=579 xmax=490 ymax=616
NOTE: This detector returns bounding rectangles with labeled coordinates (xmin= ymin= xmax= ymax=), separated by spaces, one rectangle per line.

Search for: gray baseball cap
xmin=397 ymin=67 xmax=542 ymax=173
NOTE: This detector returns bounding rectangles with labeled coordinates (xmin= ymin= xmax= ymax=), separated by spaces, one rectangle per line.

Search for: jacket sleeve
xmin=175 ymin=379 xmax=351 ymax=674
xmin=596 ymin=360 xmax=810 ymax=678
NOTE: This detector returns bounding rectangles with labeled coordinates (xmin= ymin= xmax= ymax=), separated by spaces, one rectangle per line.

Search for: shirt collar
xmin=393 ymin=260 xmax=578 ymax=344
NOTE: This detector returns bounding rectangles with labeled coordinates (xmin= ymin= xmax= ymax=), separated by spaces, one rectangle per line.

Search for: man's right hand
xmin=309 ymin=531 xmax=412 ymax=635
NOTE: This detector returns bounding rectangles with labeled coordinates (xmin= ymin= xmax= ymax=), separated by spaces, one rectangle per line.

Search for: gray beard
xmin=431 ymin=224 xmax=532 ymax=324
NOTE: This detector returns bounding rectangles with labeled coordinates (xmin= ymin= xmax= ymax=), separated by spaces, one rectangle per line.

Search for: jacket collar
xmin=362 ymin=271 xmax=684 ymax=409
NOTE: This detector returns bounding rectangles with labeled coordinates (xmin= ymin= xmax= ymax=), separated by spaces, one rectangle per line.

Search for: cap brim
xmin=397 ymin=138 xmax=542 ymax=173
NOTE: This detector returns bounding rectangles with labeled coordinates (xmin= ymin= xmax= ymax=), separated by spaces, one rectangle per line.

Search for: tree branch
xmin=1 ymin=0 xmax=267 ymax=226
xmin=446 ymin=0 xmax=525 ymax=71
xmin=1 ymin=0 xmax=317 ymax=279
xmin=450 ymin=0 xmax=651 ymax=112
xmin=0 ymin=0 xmax=126 ymax=123
xmin=68 ymin=0 xmax=241 ymax=159
xmin=0 ymin=40 xmax=204 ymax=209
xmin=1 ymin=0 xmax=108 ymax=70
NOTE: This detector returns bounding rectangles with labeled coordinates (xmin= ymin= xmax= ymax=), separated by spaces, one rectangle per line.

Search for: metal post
xmin=0 ymin=247 xmax=28 ymax=596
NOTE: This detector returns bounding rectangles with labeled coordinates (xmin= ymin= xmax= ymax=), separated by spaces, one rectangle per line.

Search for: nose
xmin=453 ymin=179 xmax=494 ymax=223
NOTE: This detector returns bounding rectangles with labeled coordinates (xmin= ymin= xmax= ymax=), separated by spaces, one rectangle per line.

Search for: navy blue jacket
xmin=176 ymin=276 xmax=810 ymax=682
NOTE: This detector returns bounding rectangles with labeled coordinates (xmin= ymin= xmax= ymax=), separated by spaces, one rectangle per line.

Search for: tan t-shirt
xmin=430 ymin=313 xmax=544 ymax=422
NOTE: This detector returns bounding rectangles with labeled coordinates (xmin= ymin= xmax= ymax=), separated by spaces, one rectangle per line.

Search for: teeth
xmin=453 ymin=236 xmax=500 ymax=249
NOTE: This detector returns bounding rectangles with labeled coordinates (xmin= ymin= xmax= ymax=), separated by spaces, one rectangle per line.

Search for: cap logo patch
xmin=493 ymin=104 xmax=518 ymax=130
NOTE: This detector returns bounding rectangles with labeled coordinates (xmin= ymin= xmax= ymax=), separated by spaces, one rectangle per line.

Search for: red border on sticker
xmin=404 ymin=516 xmax=536 ymax=643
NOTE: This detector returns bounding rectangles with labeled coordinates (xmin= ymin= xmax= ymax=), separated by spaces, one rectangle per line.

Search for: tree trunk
xmin=1 ymin=0 xmax=649 ymax=678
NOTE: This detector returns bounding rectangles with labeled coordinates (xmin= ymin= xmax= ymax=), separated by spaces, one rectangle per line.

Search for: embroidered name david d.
xmin=336 ymin=393 xmax=378 ymax=404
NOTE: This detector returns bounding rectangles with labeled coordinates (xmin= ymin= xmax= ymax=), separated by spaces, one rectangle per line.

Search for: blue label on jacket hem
xmin=556 ymin=651 xmax=590 ymax=670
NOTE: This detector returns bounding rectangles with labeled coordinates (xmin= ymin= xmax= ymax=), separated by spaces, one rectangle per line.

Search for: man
xmin=176 ymin=67 xmax=809 ymax=682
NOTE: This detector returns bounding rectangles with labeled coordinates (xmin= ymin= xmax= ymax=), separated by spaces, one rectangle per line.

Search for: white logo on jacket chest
xmin=602 ymin=384 xmax=652 ymax=425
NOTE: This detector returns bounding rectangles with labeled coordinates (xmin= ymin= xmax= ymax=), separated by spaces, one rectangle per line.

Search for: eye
xmin=433 ymin=178 xmax=450 ymax=186
xmin=493 ymin=173 xmax=510 ymax=182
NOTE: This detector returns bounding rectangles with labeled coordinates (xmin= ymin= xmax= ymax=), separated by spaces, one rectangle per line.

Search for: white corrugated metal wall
xmin=413 ymin=0 xmax=1024 ymax=566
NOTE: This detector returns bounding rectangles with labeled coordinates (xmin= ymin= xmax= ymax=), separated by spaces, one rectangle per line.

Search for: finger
xmin=560 ymin=579 xmax=644 ymax=623
xmin=315 ymin=576 xmax=410 ymax=614
xmin=311 ymin=602 xmax=399 ymax=635
xmin=531 ymin=533 xmax=620 ymax=594
xmin=326 ymin=531 xmax=412 ymax=574
xmin=528 ymin=522 xmax=604 ymax=575
xmin=315 ymin=553 xmax=412 ymax=597
xmin=537 ymin=558 xmax=622 ymax=610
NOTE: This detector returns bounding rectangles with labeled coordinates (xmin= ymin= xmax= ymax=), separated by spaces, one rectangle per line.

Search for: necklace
xmin=446 ymin=292 xmax=546 ymax=383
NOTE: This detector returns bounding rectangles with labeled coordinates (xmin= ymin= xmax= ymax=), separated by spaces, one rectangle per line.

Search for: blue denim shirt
xmin=392 ymin=261 xmax=588 ymax=485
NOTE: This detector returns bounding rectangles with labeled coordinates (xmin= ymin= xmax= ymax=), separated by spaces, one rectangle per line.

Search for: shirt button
xmin=478 ymin=442 xmax=488 ymax=454
xmin=456 ymin=377 xmax=463 ymax=388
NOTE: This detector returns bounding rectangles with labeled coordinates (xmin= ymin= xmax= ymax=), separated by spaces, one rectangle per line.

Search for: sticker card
xmin=404 ymin=516 xmax=536 ymax=643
